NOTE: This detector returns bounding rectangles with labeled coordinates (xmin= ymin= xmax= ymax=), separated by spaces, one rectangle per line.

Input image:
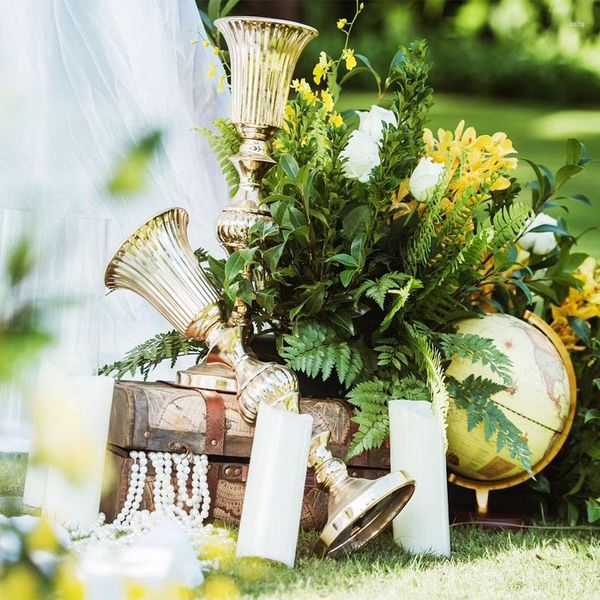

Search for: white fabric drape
xmin=0 ymin=0 xmax=229 ymax=379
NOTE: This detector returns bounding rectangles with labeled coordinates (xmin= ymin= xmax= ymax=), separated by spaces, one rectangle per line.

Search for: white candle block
xmin=23 ymin=462 xmax=48 ymax=509
xmin=42 ymin=375 xmax=114 ymax=529
xmin=236 ymin=403 xmax=313 ymax=567
xmin=389 ymin=400 xmax=450 ymax=557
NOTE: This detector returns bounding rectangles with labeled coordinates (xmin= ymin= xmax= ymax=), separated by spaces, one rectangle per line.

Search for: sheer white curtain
xmin=0 ymin=0 xmax=229 ymax=385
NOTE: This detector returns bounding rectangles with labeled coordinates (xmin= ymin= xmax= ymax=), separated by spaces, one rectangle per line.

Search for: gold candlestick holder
xmin=214 ymin=16 xmax=317 ymax=324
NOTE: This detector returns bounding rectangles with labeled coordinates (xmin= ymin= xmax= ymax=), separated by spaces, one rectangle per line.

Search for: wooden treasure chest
xmin=102 ymin=375 xmax=391 ymax=530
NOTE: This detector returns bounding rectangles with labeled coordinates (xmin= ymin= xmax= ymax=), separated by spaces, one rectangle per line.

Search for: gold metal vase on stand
xmin=214 ymin=16 xmax=318 ymax=325
xmin=105 ymin=208 xmax=299 ymax=422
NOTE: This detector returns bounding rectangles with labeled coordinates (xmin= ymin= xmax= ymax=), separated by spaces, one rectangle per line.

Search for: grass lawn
xmin=339 ymin=93 xmax=600 ymax=256
xmin=214 ymin=527 xmax=600 ymax=599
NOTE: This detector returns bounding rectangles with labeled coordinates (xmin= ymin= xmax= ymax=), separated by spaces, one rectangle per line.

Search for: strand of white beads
xmin=69 ymin=449 xmax=218 ymax=555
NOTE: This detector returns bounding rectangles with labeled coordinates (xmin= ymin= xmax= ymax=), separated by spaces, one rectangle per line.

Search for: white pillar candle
xmin=389 ymin=400 xmax=450 ymax=557
xmin=236 ymin=403 xmax=313 ymax=567
xmin=42 ymin=375 xmax=114 ymax=529
xmin=23 ymin=462 xmax=48 ymax=509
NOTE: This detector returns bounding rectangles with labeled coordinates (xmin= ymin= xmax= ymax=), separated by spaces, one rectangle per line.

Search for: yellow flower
xmin=321 ymin=89 xmax=335 ymax=112
xmin=217 ymin=74 xmax=226 ymax=93
xmin=202 ymin=40 xmax=210 ymax=48
xmin=207 ymin=63 xmax=217 ymax=78
xmin=213 ymin=47 xmax=220 ymax=55
xmin=304 ymin=91 xmax=318 ymax=106
xmin=313 ymin=51 xmax=331 ymax=85
xmin=273 ymin=139 xmax=285 ymax=151
xmin=342 ymin=48 xmax=357 ymax=70
xmin=285 ymin=104 xmax=295 ymax=120
xmin=337 ymin=18 xmax=347 ymax=29
xmin=551 ymin=257 xmax=600 ymax=351
xmin=190 ymin=39 xmax=198 ymax=45
xmin=291 ymin=78 xmax=312 ymax=94
xmin=329 ymin=112 xmax=344 ymax=127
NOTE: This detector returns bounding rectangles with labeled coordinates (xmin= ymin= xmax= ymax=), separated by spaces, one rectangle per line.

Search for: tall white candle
xmin=42 ymin=375 xmax=114 ymax=529
xmin=23 ymin=462 xmax=48 ymax=509
xmin=389 ymin=400 xmax=450 ymax=557
xmin=236 ymin=403 xmax=313 ymax=567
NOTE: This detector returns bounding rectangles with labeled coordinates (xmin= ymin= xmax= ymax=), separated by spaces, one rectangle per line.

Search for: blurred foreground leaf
xmin=107 ymin=130 xmax=162 ymax=196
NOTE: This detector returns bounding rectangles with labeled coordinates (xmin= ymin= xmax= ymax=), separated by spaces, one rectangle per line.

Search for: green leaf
xmin=6 ymin=238 xmax=34 ymax=286
xmin=584 ymin=409 xmax=600 ymax=424
xmin=207 ymin=0 xmax=221 ymax=23
xmin=280 ymin=154 xmax=299 ymax=180
xmin=527 ymin=281 xmax=559 ymax=303
xmin=529 ymin=223 xmax=568 ymax=236
xmin=355 ymin=54 xmax=381 ymax=85
xmin=302 ymin=282 xmax=326 ymax=315
xmin=555 ymin=163 xmax=583 ymax=190
xmin=263 ymin=243 xmax=286 ymax=272
xmin=567 ymin=316 xmax=591 ymax=344
xmin=224 ymin=248 xmax=254 ymax=283
xmin=586 ymin=498 xmax=600 ymax=523
xmin=568 ymin=502 xmax=580 ymax=526
xmin=566 ymin=138 xmax=583 ymax=165
xmin=330 ymin=253 xmax=359 ymax=268
xmin=340 ymin=269 xmax=356 ymax=288
xmin=343 ymin=205 xmax=370 ymax=239
xmin=107 ymin=130 xmax=161 ymax=196
xmin=256 ymin=289 xmax=275 ymax=314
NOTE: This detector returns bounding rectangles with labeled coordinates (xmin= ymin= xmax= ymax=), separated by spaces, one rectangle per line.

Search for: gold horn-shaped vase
xmin=309 ymin=432 xmax=416 ymax=558
xmin=104 ymin=208 xmax=299 ymax=422
xmin=214 ymin=16 xmax=317 ymax=324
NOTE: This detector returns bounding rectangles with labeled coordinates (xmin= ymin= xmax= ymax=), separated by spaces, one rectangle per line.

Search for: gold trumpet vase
xmin=214 ymin=16 xmax=317 ymax=324
xmin=105 ymin=208 xmax=299 ymax=422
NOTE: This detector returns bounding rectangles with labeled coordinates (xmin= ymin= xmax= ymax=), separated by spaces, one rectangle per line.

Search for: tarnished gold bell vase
xmin=103 ymin=16 xmax=417 ymax=559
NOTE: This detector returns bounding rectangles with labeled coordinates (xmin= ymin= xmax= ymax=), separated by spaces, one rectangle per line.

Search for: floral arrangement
xmin=104 ymin=1 xmax=599 ymax=522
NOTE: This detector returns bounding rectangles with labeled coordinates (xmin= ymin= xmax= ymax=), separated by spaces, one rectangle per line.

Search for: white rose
xmin=357 ymin=105 xmax=397 ymax=144
xmin=409 ymin=157 xmax=445 ymax=202
xmin=340 ymin=130 xmax=381 ymax=183
xmin=520 ymin=213 xmax=558 ymax=255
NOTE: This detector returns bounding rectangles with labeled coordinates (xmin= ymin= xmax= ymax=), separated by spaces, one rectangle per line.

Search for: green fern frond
xmin=195 ymin=118 xmax=242 ymax=197
xmin=485 ymin=203 xmax=532 ymax=254
xmin=424 ymin=228 xmax=491 ymax=297
xmin=100 ymin=331 xmax=207 ymax=380
xmin=408 ymin=327 xmax=450 ymax=433
xmin=448 ymin=375 xmax=532 ymax=472
xmin=280 ymin=321 xmax=363 ymax=387
xmin=374 ymin=338 xmax=410 ymax=370
xmin=346 ymin=379 xmax=391 ymax=458
xmin=437 ymin=331 xmax=513 ymax=385
xmin=354 ymin=272 xmax=411 ymax=309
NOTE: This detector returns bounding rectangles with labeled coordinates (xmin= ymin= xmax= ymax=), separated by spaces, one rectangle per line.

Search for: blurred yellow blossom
xmin=201 ymin=574 xmax=240 ymax=600
xmin=291 ymin=78 xmax=311 ymax=94
xmin=190 ymin=39 xmax=198 ymax=45
xmin=337 ymin=18 xmax=347 ymax=29
xmin=551 ymin=257 xmax=600 ymax=351
xmin=207 ymin=64 xmax=217 ymax=78
xmin=212 ymin=47 xmax=220 ymax=56
xmin=202 ymin=40 xmax=210 ymax=48
xmin=313 ymin=51 xmax=332 ymax=85
xmin=329 ymin=112 xmax=344 ymax=128
xmin=321 ymin=89 xmax=334 ymax=112
xmin=273 ymin=139 xmax=284 ymax=151
xmin=217 ymin=75 xmax=226 ymax=93
xmin=342 ymin=48 xmax=357 ymax=70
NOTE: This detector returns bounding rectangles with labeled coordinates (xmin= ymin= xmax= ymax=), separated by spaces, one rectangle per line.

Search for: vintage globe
xmin=445 ymin=312 xmax=576 ymax=487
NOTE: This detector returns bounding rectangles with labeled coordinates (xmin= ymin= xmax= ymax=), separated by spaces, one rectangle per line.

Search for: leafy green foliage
xmin=100 ymin=331 xmax=207 ymax=380
xmin=448 ymin=375 xmax=532 ymax=472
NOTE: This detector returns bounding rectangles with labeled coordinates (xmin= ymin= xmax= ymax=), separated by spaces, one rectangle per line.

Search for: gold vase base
xmin=316 ymin=470 xmax=415 ymax=559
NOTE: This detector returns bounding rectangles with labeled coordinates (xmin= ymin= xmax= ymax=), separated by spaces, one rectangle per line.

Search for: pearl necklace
xmin=69 ymin=450 xmax=230 ymax=564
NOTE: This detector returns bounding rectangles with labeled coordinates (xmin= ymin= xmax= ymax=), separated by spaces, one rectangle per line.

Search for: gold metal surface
xmin=308 ymin=432 xmax=416 ymax=558
xmin=104 ymin=207 xmax=299 ymax=422
xmin=448 ymin=310 xmax=578 ymax=508
xmin=214 ymin=17 xmax=318 ymax=324
xmin=177 ymin=362 xmax=238 ymax=393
